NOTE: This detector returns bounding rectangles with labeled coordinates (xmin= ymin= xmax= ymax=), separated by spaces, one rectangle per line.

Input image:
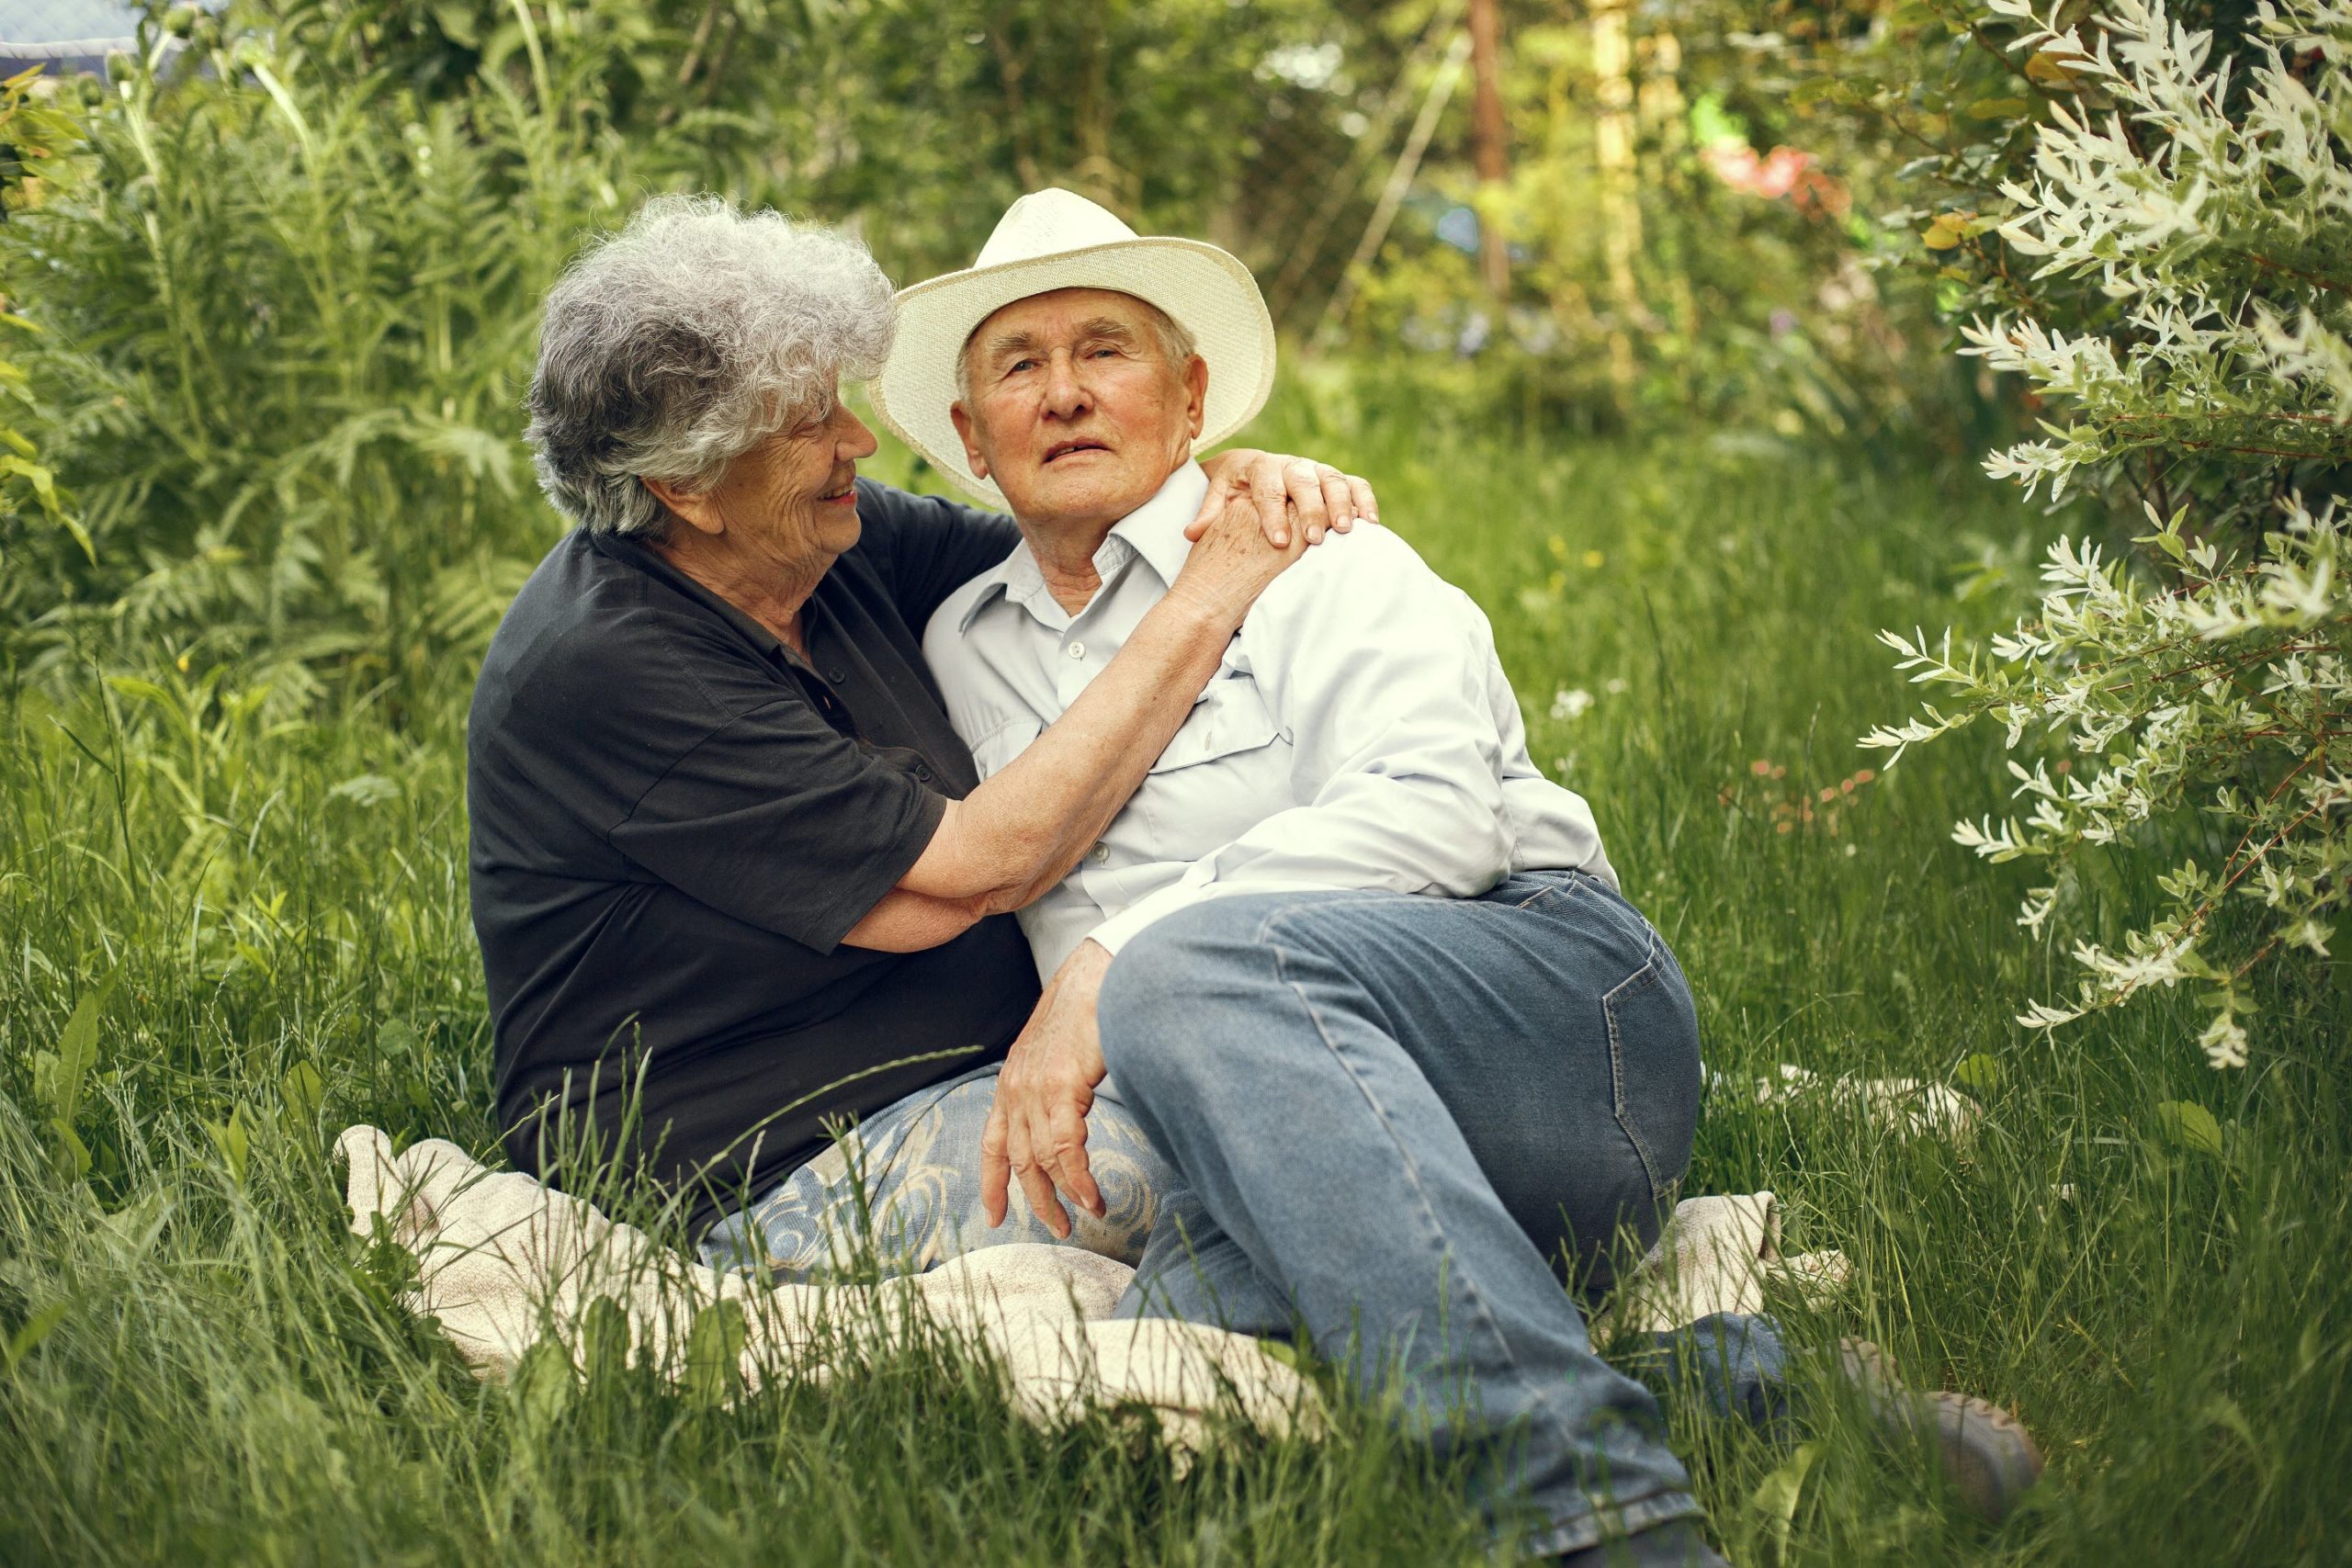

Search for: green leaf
xmin=47 ymin=971 xmax=119 ymax=1126
xmin=46 ymin=1117 xmax=91 ymax=1181
xmin=4 ymin=1300 xmax=71 ymax=1374
xmin=1969 ymin=97 xmax=2031 ymax=119
xmin=509 ymin=1338 xmax=575 ymax=1434
xmin=209 ymin=1106 xmax=251 ymax=1184
xmin=1689 ymin=93 xmax=1747 ymax=148
xmin=684 ymin=1299 xmax=749 ymax=1408
xmin=280 ymin=1060 xmax=324 ymax=1130
xmin=1748 ymin=1438 xmax=1823 ymax=1547
xmin=1953 ymin=1052 xmax=2005 ymax=1093
xmin=2155 ymin=1100 xmax=2224 ymax=1159
xmin=580 ymin=1295 xmax=631 ymax=1387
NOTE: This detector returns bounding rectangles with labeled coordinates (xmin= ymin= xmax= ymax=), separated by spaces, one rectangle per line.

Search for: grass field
xmin=2 ymin=396 xmax=2346 ymax=1566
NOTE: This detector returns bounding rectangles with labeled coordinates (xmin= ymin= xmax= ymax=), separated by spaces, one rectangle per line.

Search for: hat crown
xmin=971 ymin=187 xmax=1139 ymax=270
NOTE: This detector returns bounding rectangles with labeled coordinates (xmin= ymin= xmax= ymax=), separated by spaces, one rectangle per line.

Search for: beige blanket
xmin=337 ymin=1125 xmax=1853 ymax=1449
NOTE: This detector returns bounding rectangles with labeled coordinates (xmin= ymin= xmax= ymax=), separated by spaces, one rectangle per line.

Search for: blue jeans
xmin=1095 ymin=869 xmax=1720 ymax=1557
xmin=703 ymin=870 xmax=1792 ymax=1553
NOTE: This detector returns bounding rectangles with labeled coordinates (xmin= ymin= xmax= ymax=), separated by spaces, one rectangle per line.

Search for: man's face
xmin=950 ymin=288 xmax=1207 ymax=532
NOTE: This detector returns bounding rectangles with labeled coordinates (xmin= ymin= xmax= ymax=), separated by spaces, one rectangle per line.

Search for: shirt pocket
xmin=966 ymin=715 xmax=1043 ymax=783
xmin=1153 ymin=668 xmax=1282 ymax=772
xmin=1136 ymin=671 xmax=1293 ymax=858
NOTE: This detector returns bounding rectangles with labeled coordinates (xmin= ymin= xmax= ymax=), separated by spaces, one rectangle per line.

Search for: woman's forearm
xmin=842 ymin=886 xmax=992 ymax=952
xmin=895 ymin=590 xmax=1236 ymax=905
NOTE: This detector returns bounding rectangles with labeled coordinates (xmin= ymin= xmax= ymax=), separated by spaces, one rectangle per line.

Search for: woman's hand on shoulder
xmin=1192 ymin=449 xmax=1379 ymax=547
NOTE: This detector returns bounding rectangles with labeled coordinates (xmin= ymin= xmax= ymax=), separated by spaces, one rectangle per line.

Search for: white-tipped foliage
xmin=1960 ymin=0 xmax=2351 ymax=499
xmin=1872 ymin=0 xmax=2351 ymax=1065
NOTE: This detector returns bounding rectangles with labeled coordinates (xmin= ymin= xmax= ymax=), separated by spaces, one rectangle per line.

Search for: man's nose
xmin=1041 ymin=351 xmax=1091 ymax=418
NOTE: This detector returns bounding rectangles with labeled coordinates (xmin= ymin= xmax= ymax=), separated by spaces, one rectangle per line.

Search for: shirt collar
xmin=955 ymin=459 xmax=1206 ymax=634
xmin=1106 ymin=458 xmax=1208 ymax=588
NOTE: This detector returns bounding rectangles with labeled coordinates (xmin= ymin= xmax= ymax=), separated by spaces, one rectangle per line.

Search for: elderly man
xmin=876 ymin=190 xmax=2042 ymax=1565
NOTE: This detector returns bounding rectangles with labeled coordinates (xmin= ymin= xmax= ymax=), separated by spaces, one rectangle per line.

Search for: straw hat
xmin=871 ymin=188 xmax=1277 ymax=505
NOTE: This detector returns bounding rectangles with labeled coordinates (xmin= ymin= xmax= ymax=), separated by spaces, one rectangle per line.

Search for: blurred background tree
xmin=16 ymin=0 xmax=2335 ymax=710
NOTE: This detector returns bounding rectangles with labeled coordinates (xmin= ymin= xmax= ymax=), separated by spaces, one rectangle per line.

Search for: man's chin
xmin=1003 ymin=467 xmax=1148 ymax=526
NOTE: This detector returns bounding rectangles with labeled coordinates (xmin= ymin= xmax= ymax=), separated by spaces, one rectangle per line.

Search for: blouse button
xmin=1067 ymin=641 xmax=1086 ymax=660
xmin=1089 ymin=841 xmax=1110 ymax=863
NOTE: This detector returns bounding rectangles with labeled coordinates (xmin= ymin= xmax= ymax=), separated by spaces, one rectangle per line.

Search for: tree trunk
xmin=1467 ymin=0 xmax=1510 ymax=299
xmin=1589 ymin=0 xmax=1642 ymax=394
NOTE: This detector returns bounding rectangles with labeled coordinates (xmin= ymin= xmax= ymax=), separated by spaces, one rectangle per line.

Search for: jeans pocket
xmin=1601 ymin=931 xmax=1703 ymax=1213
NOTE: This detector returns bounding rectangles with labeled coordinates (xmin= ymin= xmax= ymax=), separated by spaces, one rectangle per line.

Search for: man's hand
xmin=1194 ymin=449 xmax=1380 ymax=548
xmin=982 ymin=939 xmax=1114 ymax=1237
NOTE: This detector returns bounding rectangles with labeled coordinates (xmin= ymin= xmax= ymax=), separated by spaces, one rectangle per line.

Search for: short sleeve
xmin=854 ymin=479 xmax=1021 ymax=631
xmin=608 ymin=695 xmax=947 ymax=954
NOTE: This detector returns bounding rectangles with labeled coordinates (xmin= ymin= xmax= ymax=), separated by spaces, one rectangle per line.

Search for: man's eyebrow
xmin=978 ymin=317 xmax=1143 ymax=364
xmin=1077 ymin=317 xmax=1142 ymax=344
xmin=979 ymin=328 xmax=1044 ymax=364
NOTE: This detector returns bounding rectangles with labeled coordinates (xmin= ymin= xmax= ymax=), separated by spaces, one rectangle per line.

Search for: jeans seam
xmin=1603 ymin=931 xmax=1667 ymax=1207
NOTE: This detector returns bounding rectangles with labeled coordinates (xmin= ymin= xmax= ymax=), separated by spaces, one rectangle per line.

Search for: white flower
xmin=1550 ymin=687 xmax=1595 ymax=721
xmin=2199 ymin=1011 xmax=2249 ymax=1069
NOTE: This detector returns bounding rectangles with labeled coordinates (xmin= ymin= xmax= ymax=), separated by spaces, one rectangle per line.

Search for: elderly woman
xmin=467 ymin=195 xmax=1371 ymax=1259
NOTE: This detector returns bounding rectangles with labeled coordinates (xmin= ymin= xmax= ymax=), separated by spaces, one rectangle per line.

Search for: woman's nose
xmin=839 ymin=406 xmax=879 ymax=458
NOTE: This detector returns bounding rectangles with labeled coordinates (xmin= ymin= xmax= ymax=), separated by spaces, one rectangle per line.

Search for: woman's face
xmin=670 ymin=386 xmax=879 ymax=580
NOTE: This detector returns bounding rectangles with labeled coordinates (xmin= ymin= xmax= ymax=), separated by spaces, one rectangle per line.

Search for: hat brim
xmin=870 ymin=236 xmax=1276 ymax=507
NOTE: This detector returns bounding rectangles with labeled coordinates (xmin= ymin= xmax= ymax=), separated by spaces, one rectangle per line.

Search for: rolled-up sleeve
xmin=610 ymin=695 xmax=946 ymax=954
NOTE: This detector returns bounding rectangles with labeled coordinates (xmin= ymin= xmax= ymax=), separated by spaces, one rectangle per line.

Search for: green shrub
xmin=1864 ymin=0 xmax=2351 ymax=1065
xmin=1 ymin=6 xmax=643 ymax=712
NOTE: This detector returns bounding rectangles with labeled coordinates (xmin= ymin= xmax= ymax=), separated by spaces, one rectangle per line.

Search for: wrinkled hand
xmin=982 ymin=939 xmax=1114 ymax=1236
xmin=1193 ymin=448 xmax=1380 ymax=547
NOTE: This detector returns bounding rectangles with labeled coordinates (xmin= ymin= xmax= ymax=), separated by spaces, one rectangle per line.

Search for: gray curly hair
xmin=526 ymin=194 xmax=897 ymax=539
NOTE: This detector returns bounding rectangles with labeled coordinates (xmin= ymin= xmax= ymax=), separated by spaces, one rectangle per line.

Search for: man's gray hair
xmin=954 ymin=294 xmax=1200 ymax=405
xmin=526 ymin=194 xmax=896 ymax=539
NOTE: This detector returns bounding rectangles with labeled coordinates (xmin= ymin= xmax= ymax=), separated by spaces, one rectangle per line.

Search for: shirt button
xmin=1067 ymin=641 xmax=1086 ymax=660
xmin=1089 ymin=841 xmax=1110 ymax=863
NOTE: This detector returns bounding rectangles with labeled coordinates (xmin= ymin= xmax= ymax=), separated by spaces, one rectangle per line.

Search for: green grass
xmin=3 ymin=401 xmax=2347 ymax=1566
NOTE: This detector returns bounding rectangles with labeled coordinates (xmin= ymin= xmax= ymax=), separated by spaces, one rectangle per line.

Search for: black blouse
xmin=467 ymin=479 xmax=1035 ymax=1234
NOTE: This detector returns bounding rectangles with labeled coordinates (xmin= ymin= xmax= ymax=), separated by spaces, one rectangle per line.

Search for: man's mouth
xmin=1043 ymin=439 xmax=1110 ymax=464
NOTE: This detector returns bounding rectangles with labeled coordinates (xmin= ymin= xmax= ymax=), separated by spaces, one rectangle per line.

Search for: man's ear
xmin=949 ymin=401 xmax=992 ymax=482
xmin=1182 ymin=355 xmax=1208 ymax=440
xmin=639 ymin=476 xmax=725 ymax=536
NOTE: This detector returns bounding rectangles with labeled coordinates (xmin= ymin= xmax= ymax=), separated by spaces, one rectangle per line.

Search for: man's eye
xmin=1090 ymin=346 xmax=1119 ymax=359
xmin=1008 ymin=357 xmax=1039 ymax=374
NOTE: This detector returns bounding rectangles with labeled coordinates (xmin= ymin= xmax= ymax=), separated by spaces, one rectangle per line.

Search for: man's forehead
xmin=969 ymin=288 xmax=1159 ymax=347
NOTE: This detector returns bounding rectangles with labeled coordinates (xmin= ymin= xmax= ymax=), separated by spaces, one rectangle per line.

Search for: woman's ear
xmin=640 ymin=476 xmax=724 ymax=536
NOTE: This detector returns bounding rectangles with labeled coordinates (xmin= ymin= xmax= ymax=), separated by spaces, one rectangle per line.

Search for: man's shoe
xmin=1838 ymin=1337 xmax=2044 ymax=1524
xmin=1551 ymin=1519 xmax=1729 ymax=1567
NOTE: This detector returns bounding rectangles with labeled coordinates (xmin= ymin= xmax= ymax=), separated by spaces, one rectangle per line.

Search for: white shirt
xmin=924 ymin=460 xmax=1616 ymax=979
